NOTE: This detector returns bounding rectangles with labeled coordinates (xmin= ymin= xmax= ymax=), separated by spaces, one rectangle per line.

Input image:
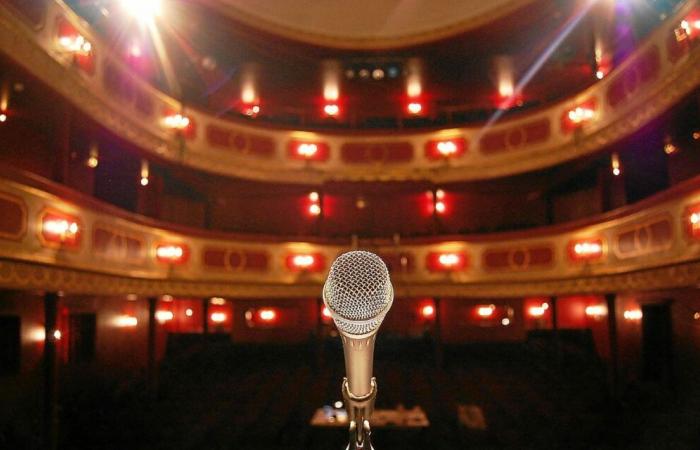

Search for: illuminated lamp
xmin=568 ymin=239 xmax=604 ymax=262
xmin=425 ymin=138 xmax=467 ymax=160
xmin=163 ymin=113 xmax=190 ymax=130
xmin=0 ymin=113 xmax=6 ymax=123
xmin=476 ymin=305 xmax=495 ymax=317
xmin=53 ymin=330 xmax=62 ymax=340
xmin=155 ymin=244 xmax=189 ymax=264
xmin=210 ymin=312 xmax=227 ymax=323
xmin=140 ymin=159 xmax=149 ymax=186
xmin=56 ymin=19 xmax=95 ymax=74
xmin=420 ymin=304 xmax=436 ymax=319
xmin=242 ymin=103 xmax=261 ymax=117
xmin=185 ymin=308 xmax=194 ymax=317
xmin=585 ymin=305 xmax=607 ymax=318
xmin=684 ymin=204 xmax=700 ymax=239
xmin=561 ymin=100 xmax=596 ymax=132
xmin=210 ymin=297 xmax=226 ymax=305
xmin=663 ymin=136 xmax=678 ymax=155
xmin=596 ymin=70 xmax=605 ymax=80
xmin=529 ymin=306 xmax=545 ymax=317
xmin=611 ymin=152 xmax=621 ymax=177
xmin=120 ymin=0 xmax=162 ymax=22
xmin=155 ymin=310 xmax=174 ymax=323
xmin=257 ymin=308 xmax=277 ymax=323
xmin=286 ymin=253 xmax=324 ymax=272
xmin=322 ymin=306 xmax=332 ymax=321
xmin=309 ymin=204 xmax=322 ymax=216
xmin=86 ymin=142 xmax=99 ymax=168
xmin=623 ymin=310 xmax=643 ymax=320
xmin=288 ymin=141 xmax=330 ymax=161
xmin=501 ymin=318 xmax=511 ymax=326
xmin=324 ymin=103 xmax=340 ymax=117
xmin=407 ymin=101 xmax=423 ymax=115
xmin=427 ymin=252 xmax=467 ymax=272
xmin=41 ymin=212 xmax=81 ymax=248
xmin=435 ymin=201 xmax=446 ymax=214
xmin=115 ymin=315 xmax=138 ymax=327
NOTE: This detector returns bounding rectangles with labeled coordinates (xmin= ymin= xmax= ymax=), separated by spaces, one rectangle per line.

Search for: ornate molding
xmin=1 ymin=175 xmax=700 ymax=297
xmin=1 ymin=257 xmax=698 ymax=298
xmin=0 ymin=1 xmax=698 ymax=184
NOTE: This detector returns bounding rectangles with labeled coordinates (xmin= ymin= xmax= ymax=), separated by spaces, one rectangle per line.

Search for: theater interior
xmin=1 ymin=0 xmax=700 ymax=448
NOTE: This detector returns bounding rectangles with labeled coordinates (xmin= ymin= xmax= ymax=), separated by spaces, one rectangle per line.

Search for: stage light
xmin=155 ymin=310 xmax=174 ymax=323
xmin=120 ymin=0 xmax=162 ymax=23
xmin=185 ymin=308 xmax=193 ymax=317
xmin=477 ymin=305 xmax=495 ymax=317
xmin=623 ymin=310 xmax=643 ymax=320
xmin=211 ymin=312 xmax=227 ymax=323
xmin=585 ymin=305 xmax=607 ymax=318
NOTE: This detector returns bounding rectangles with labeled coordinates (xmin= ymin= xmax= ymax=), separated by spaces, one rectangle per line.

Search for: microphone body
xmin=323 ymin=251 xmax=394 ymax=449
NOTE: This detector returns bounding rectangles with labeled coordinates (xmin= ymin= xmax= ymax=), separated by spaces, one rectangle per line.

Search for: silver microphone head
xmin=323 ymin=251 xmax=394 ymax=337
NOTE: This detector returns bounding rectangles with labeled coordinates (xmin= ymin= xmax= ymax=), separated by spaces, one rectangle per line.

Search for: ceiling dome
xmin=202 ymin=0 xmax=535 ymax=49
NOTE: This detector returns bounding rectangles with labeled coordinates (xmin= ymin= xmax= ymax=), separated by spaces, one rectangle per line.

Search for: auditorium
xmin=1 ymin=0 xmax=700 ymax=448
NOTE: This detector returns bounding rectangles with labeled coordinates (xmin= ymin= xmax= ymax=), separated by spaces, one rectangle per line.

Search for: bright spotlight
xmin=120 ymin=0 xmax=162 ymax=22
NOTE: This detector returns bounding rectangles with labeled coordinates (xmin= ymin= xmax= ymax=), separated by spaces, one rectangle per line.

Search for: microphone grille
xmin=323 ymin=250 xmax=393 ymax=336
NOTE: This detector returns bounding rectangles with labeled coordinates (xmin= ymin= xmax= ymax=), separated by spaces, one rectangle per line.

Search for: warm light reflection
xmin=120 ymin=0 xmax=162 ymax=23
xmin=322 ymin=306 xmax=332 ymax=319
xmin=585 ymin=305 xmax=607 ymax=318
xmin=623 ymin=310 xmax=643 ymax=320
xmin=292 ymin=254 xmax=315 ymax=268
xmin=115 ymin=315 xmax=138 ymax=327
xmin=211 ymin=312 xmax=227 ymax=323
xmin=611 ymin=152 xmax=621 ymax=176
xmin=477 ymin=305 xmax=495 ymax=317
xmin=163 ymin=113 xmax=190 ymax=130
xmin=155 ymin=310 xmax=174 ymax=323
xmin=438 ymin=253 xmax=460 ymax=268
xmin=258 ymin=309 xmax=276 ymax=322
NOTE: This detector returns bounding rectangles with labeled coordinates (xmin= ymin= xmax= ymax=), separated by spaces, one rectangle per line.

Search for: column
xmin=43 ymin=292 xmax=59 ymax=450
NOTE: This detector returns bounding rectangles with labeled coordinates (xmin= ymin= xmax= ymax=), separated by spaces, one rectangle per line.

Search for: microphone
xmin=323 ymin=250 xmax=394 ymax=449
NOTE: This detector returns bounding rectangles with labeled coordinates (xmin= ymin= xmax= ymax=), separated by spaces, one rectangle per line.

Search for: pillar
xmin=42 ymin=292 xmax=59 ymax=450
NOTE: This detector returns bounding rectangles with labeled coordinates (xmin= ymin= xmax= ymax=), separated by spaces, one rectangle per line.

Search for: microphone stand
xmin=342 ymin=377 xmax=377 ymax=450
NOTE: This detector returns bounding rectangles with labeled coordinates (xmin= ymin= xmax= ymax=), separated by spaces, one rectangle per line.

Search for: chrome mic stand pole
xmin=342 ymin=377 xmax=377 ymax=450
